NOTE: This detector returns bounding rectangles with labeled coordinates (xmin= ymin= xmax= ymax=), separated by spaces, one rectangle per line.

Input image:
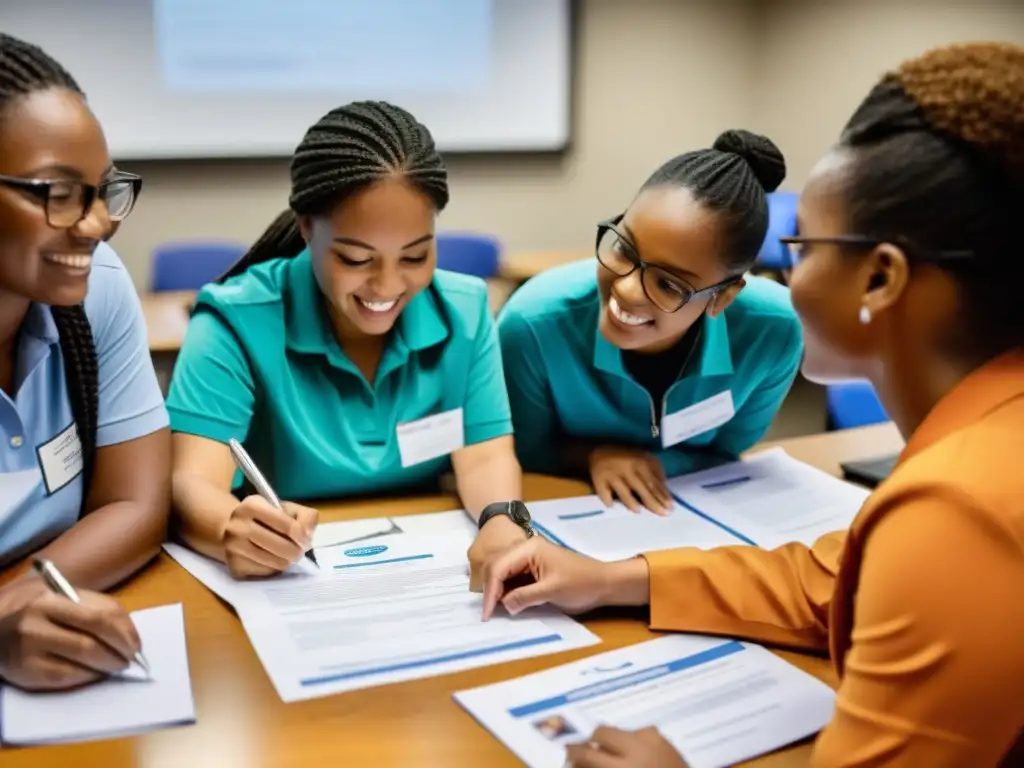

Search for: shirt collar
xmin=592 ymin=309 xmax=734 ymax=380
xmin=285 ymin=248 xmax=450 ymax=371
xmin=900 ymin=348 xmax=1024 ymax=463
xmin=23 ymin=302 xmax=60 ymax=345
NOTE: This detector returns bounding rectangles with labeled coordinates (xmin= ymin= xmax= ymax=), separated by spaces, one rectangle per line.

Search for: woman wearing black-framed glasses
xmin=497 ymin=130 xmax=802 ymax=514
xmin=0 ymin=33 xmax=169 ymax=693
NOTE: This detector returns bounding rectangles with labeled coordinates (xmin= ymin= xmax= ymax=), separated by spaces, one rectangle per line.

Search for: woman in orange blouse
xmin=481 ymin=42 xmax=1024 ymax=767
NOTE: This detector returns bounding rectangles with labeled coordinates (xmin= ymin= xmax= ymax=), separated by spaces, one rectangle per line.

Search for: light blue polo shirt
xmin=0 ymin=243 xmax=169 ymax=566
xmin=166 ymin=248 xmax=513 ymax=501
xmin=497 ymin=259 xmax=803 ymax=476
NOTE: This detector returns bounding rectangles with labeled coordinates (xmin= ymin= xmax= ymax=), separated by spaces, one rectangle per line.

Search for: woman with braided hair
xmin=168 ymin=101 xmax=527 ymax=582
xmin=0 ymin=34 xmax=170 ymax=690
xmin=482 ymin=42 xmax=1024 ymax=767
xmin=497 ymin=130 xmax=802 ymax=514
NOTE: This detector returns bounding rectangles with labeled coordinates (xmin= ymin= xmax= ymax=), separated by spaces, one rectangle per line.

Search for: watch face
xmin=511 ymin=501 xmax=531 ymax=525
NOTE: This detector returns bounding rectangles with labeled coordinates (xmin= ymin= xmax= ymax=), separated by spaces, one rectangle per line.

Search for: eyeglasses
xmin=779 ymin=235 xmax=974 ymax=270
xmin=595 ymin=216 xmax=741 ymax=313
xmin=0 ymin=171 xmax=143 ymax=229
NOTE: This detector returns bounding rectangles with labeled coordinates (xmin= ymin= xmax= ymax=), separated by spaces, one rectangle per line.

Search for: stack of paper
xmin=165 ymin=532 xmax=599 ymax=703
xmin=526 ymin=448 xmax=870 ymax=559
xmin=456 ymin=634 xmax=835 ymax=768
xmin=1 ymin=603 xmax=196 ymax=745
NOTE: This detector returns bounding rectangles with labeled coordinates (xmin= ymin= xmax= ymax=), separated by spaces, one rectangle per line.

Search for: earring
xmin=859 ymin=305 xmax=872 ymax=325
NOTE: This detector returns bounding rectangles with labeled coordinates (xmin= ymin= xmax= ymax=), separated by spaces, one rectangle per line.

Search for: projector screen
xmin=0 ymin=0 xmax=572 ymax=159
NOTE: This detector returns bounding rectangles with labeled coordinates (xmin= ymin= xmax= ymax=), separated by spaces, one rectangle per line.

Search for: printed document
xmin=1 ymin=603 xmax=195 ymax=745
xmin=667 ymin=448 xmax=870 ymax=549
xmin=456 ymin=634 xmax=835 ymax=768
xmin=527 ymin=496 xmax=743 ymax=562
xmin=164 ymin=533 xmax=599 ymax=703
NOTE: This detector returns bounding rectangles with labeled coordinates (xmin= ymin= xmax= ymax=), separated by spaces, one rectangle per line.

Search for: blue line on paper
xmin=557 ymin=509 xmax=606 ymax=521
xmin=333 ymin=553 xmax=433 ymax=569
xmin=300 ymin=633 xmax=564 ymax=686
xmin=507 ymin=641 xmax=745 ymax=718
xmin=668 ymin=492 xmax=758 ymax=546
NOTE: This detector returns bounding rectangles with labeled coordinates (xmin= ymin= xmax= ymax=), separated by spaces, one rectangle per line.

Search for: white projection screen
xmin=0 ymin=0 xmax=573 ymax=159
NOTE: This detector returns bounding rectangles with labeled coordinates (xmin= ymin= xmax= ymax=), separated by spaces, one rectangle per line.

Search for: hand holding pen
xmin=0 ymin=559 xmax=148 ymax=691
xmin=224 ymin=439 xmax=319 ymax=579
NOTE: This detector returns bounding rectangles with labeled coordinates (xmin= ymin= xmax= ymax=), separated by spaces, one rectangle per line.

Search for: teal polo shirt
xmin=166 ymin=249 xmax=512 ymax=500
xmin=497 ymin=260 xmax=802 ymax=477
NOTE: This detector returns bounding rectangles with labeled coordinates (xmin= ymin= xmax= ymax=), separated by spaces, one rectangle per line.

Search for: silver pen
xmin=228 ymin=438 xmax=318 ymax=568
xmin=32 ymin=558 xmax=151 ymax=679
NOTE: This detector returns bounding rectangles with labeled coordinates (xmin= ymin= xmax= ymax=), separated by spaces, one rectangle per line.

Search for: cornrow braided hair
xmin=639 ymin=129 xmax=787 ymax=272
xmin=221 ymin=100 xmax=449 ymax=281
xmin=838 ymin=41 xmax=1024 ymax=354
xmin=0 ymin=33 xmax=99 ymax=507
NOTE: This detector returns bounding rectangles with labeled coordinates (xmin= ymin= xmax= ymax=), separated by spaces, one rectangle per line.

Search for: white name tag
xmin=396 ymin=408 xmax=465 ymax=468
xmin=661 ymin=390 xmax=736 ymax=448
xmin=37 ymin=422 xmax=84 ymax=495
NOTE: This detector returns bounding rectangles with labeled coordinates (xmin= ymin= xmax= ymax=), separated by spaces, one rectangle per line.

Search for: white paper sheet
xmin=0 ymin=469 xmax=42 ymax=521
xmin=527 ymin=496 xmax=743 ymax=561
xmin=312 ymin=509 xmax=476 ymax=557
xmin=456 ymin=635 xmax=835 ymax=768
xmin=165 ymin=533 xmax=599 ymax=703
xmin=668 ymin=448 xmax=871 ymax=549
xmin=1 ymin=603 xmax=196 ymax=745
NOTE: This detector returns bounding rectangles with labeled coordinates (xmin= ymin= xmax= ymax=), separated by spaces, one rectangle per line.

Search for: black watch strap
xmin=478 ymin=500 xmax=534 ymax=537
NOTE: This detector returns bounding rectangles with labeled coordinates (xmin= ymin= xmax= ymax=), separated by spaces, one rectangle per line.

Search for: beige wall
xmin=112 ymin=0 xmax=1024 ymax=289
xmin=753 ymin=0 xmax=1024 ymax=189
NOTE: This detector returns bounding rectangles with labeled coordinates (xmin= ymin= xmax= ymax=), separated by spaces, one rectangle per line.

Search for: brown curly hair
xmin=891 ymin=42 xmax=1024 ymax=183
xmin=836 ymin=41 xmax=1024 ymax=356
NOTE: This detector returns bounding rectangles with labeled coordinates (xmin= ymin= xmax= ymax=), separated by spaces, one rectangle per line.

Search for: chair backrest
xmin=755 ymin=191 xmax=799 ymax=271
xmin=435 ymin=232 xmax=501 ymax=278
xmin=150 ymin=241 xmax=247 ymax=292
xmin=826 ymin=381 xmax=889 ymax=430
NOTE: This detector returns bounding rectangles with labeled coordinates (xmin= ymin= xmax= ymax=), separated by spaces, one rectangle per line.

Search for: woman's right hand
xmin=0 ymin=578 xmax=142 ymax=691
xmin=222 ymin=495 xmax=318 ymax=578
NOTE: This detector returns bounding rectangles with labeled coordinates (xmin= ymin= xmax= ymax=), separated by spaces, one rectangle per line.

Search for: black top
xmin=622 ymin=319 xmax=703 ymax=406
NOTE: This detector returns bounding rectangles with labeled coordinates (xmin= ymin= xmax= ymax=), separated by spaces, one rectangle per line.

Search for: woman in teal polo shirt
xmin=498 ymin=130 xmax=803 ymax=513
xmin=168 ymin=101 xmax=528 ymax=580
xmin=0 ymin=34 xmax=169 ymax=690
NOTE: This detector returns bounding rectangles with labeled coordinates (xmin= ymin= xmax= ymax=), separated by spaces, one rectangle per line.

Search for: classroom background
xmin=6 ymin=0 xmax=1024 ymax=439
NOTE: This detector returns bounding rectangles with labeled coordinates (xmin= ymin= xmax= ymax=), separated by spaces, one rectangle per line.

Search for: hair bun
xmin=892 ymin=42 xmax=1024 ymax=185
xmin=713 ymin=129 xmax=787 ymax=192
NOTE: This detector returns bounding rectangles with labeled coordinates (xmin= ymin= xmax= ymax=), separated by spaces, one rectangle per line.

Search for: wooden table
xmin=13 ymin=425 xmax=903 ymax=767
xmin=499 ymin=250 xmax=590 ymax=282
xmin=141 ymin=291 xmax=194 ymax=354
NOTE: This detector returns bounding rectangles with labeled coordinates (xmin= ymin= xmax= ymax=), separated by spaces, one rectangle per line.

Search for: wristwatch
xmin=478 ymin=500 xmax=534 ymax=538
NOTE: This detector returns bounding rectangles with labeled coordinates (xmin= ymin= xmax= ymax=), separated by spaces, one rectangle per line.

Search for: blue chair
xmin=826 ymin=381 xmax=889 ymax=430
xmin=435 ymin=232 xmax=501 ymax=278
xmin=150 ymin=241 xmax=247 ymax=292
xmin=755 ymin=191 xmax=799 ymax=271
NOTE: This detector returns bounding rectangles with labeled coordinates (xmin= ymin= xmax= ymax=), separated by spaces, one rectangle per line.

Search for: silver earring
xmin=859 ymin=305 xmax=872 ymax=325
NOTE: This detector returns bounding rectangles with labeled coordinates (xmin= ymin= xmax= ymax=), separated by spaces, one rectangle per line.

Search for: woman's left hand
xmin=565 ymin=726 xmax=689 ymax=767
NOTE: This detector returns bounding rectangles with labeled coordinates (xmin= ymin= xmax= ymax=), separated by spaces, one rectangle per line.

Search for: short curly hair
xmin=837 ymin=41 xmax=1024 ymax=356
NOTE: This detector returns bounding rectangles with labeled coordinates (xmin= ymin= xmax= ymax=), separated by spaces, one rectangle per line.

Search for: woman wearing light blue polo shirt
xmin=168 ymin=101 xmax=529 ymax=581
xmin=498 ymin=130 xmax=803 ymax=513
xmin=0 ymin=34 xmax=170 ymax=690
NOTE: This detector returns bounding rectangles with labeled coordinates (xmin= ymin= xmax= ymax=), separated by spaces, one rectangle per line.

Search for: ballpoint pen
xmin=32 ymin=558 xmax=152 ymax=679
xmin=229 ymin=438 xmax=319 ymax=568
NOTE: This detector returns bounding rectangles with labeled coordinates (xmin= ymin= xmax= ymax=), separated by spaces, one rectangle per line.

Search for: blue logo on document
xmin=343 ymin=545 xmax=388 ymax=558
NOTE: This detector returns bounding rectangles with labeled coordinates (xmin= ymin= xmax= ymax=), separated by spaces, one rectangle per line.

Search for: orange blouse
xmin=643 ymin=350 xmax=1024 ymax=766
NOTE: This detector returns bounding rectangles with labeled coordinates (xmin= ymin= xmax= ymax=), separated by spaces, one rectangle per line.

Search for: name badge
xmin=660 ymin=390 xmax=735 ymax=448
xmin=396 ymin=408 xmax=465 ymax=468
xmin=36 ymin=422 xmax=84 ymax=495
